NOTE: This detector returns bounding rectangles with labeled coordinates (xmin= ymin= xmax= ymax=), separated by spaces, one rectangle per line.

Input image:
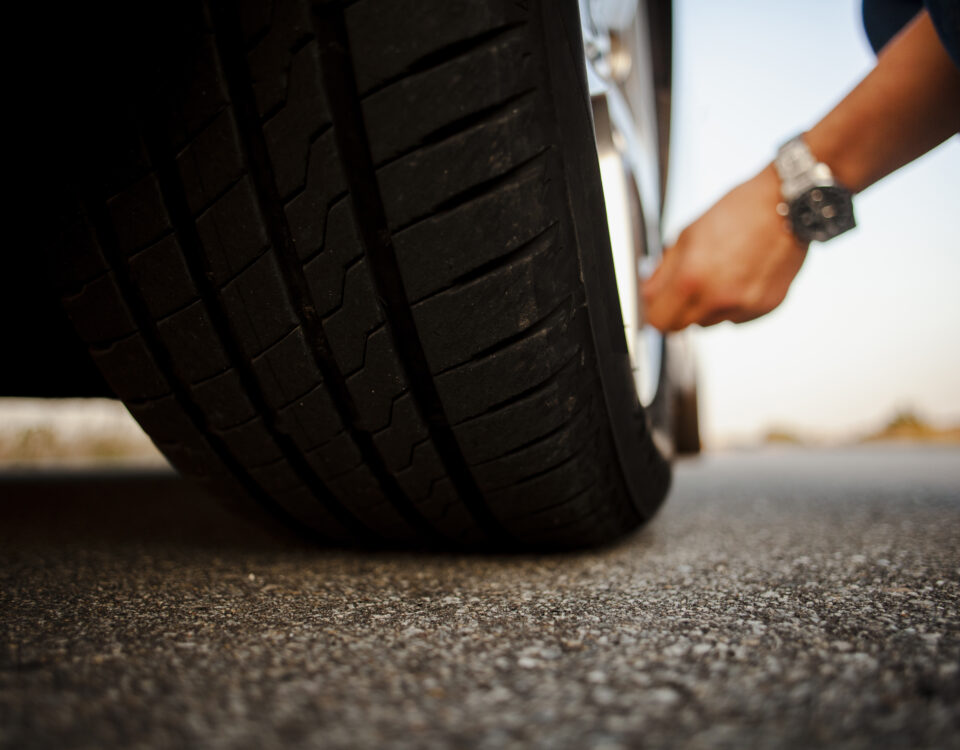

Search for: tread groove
xmin=493 ymin=446 xmax=584 ymax=494
xmin=191 ymin=172 xmax=248 ymax=219
xmin=214 ymin=248 xmax=271 ymax=291
xmin=389 ymin=146 xmax=551 ymax=235
xmin=276 ymin=122 xmax=334 ymax=203
xmin=472 ymin=399 xmax=591 ymax=469
xmin=313 ymin=5 xmax=513 ymax=547
xmin=136 ymin=41 xmax=372 ymax=541
xmin=210 ymin=1 xmax=445 ymax=545
xmin=373 ymin=87 xmax=538 ymax=171
xmin=520 ymin=482 xmax=594 ymax=521
xmin=250 ymin=37 xmax=313 ymax=124
xmin=431 ymin=292 xmax=574 ymax=379
xmin=54 ymin=267 xmax=112 ymax=301
xmin=173 ymin=104 xmax=233 ymax=158
xmin=430 ymin=221 xmax=559 ymax=302
xmin=152 ymin=293 xmax=212 ymax=327
xmin=87 ymin=327 xmax=141 ymax=353
xmin=344 ymin=320 xmax=386 ymax=379
xmin=395 ymin=433 xmax=432 ymax=474
xmin=187 ymin=363 xmax=233 ymax=389
xmin=120 ymin=228 xmax=177 ymax=262
xmin=359 ymin=21 xmax=527 ymax=99
xmin=453 ymin=346 xmax=583 ymax=427
xmin=321 ymin=252 xmax=364 ymax=320
xmin=297 ymin=192 xmax=350 ymax=263
xmin=516 ymin=488 xmax=612 ymax=539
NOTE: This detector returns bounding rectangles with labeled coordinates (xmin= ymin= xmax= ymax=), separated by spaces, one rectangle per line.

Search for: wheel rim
xmin=582 ymin=0 xmax=665 ymax=409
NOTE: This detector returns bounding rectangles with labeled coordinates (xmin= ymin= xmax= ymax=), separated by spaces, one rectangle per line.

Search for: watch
xmin=774 ymin=135 xmax=856 ymax=243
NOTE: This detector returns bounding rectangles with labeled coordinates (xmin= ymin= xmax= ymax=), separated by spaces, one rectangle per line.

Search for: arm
xmin=642 ymin=10 xmax=960 ymax=332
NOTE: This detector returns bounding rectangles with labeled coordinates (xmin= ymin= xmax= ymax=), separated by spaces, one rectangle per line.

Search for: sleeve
xmin=925 ymin=0 xmax=960 ymax=71
xmin=862 ymin=0 xmax=924 ymax=54
xmin=863 ymin=0 xmax=960 ymax=72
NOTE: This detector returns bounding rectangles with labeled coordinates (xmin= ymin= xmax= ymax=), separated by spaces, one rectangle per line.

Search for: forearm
xmin=805 ymin=10 xmax=960 ymax=194
xmin=643 ymin=9 xmax=960 ymax=332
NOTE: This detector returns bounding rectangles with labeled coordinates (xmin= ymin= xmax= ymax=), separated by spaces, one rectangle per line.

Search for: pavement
xmin=1 ymin=444 xmax=959 ymax=749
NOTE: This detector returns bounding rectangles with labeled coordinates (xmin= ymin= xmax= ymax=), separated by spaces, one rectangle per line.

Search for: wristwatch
xmin=774 ymin=135 xmax=856 ymax=243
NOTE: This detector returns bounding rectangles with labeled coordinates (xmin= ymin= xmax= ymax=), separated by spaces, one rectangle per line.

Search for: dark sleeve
xmin=926 ymin=0 xmax=960 ymax=71
xmin=863 ymin=0 xmax=960 ymax=71
xmin=862 ymin=0 xmax=924 ymax=53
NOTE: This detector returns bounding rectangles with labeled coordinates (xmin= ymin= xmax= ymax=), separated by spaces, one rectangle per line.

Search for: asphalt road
xmin=2 ymin=445 xmax=959 ymax=749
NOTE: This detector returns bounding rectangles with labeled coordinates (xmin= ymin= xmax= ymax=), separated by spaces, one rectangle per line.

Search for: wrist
xmin=771 ymin=137 xmax=856 ymax=243
xmin=802 ymin=126 xmax=868 ymax=194
xmin=757 ymin=163 xmax=807 ymax=246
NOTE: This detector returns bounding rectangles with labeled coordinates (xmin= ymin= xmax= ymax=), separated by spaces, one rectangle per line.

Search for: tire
xmin=45 ymin=0 xmax=671 ymax=549
xmin=673 ymin=386 xmax=702 ymax=455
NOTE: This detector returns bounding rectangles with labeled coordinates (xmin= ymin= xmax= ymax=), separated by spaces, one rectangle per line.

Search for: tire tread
xmin=54 ymin=0 xmax=666 ymax=549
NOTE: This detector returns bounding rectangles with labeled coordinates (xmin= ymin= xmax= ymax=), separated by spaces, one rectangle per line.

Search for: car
xmin=6 ymin=0 xmax=698 ymax=549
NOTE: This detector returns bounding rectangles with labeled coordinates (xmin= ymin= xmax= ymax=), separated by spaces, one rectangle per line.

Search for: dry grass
xmin=0 ymin=398 xmax=167 ymax=467
xmin=862 ymin=411 xmax=960 ymax=444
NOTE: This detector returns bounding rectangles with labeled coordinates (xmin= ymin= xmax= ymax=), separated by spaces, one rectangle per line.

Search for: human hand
xmin=641 ymin=165 xmax=809 ymax=331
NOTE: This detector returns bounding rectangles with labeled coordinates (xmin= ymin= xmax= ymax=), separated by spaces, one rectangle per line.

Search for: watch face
xmin=789 ymin=186 xmax=856 ymax=243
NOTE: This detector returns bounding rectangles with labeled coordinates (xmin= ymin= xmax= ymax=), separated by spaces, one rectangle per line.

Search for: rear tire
xmin=673 ymin=386 xmax=702 ymax=455
xmin=47 ymin=0 xmax=670 ymax=549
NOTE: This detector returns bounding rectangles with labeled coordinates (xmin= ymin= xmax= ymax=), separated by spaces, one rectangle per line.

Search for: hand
xmin=641 ymin=165 xmax=808 ymax=332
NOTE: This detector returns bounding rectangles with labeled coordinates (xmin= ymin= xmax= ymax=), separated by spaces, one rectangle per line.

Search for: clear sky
xmin=662 ymin=0 xmax=960 ymax=446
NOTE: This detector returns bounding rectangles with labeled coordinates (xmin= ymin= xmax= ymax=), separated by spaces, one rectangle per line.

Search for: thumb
xmin=641 ymin=244 xmax=677 ymax=301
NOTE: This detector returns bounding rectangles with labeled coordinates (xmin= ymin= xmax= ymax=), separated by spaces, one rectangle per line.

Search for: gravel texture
xmin=2 ymin=445 xmax=959 ymax=749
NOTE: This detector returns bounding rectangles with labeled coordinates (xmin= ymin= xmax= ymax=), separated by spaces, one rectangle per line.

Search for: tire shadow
xmin=0 ymin=466 xmax=308 ymax=554
xmin=0 ymin=465 xmax=661 ymax=563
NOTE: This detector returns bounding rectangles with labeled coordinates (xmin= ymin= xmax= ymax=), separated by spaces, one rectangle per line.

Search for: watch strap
xmin=774 ymin=136 xmax=836 ymax=201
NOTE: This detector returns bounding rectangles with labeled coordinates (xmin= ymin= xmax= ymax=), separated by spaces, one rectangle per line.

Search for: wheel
xmin=583 ymin=1 xmax=700 ymax=458
xmin=42 ymin=0 xmax=674 ymax=549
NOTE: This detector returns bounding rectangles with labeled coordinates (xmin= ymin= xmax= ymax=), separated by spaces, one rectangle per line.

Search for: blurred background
xmin=1 ymin=0 xmax=957 ymax=466
xmin=664 ymin=0 xmax=960 ymax=448
xmin=0 ymin=398 xmax=164 ymax=468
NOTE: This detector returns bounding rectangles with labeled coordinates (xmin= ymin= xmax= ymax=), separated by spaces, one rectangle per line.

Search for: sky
xmin=662 ymin=0 xmax=960 ymax=446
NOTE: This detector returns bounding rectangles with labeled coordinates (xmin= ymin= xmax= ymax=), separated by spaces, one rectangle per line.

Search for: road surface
xmin=2 ymin=445 xmax=959 ymax=749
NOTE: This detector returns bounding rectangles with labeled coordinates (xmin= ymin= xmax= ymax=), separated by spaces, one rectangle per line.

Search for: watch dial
xmin=789 ymin=186 xmax=855 ymax=243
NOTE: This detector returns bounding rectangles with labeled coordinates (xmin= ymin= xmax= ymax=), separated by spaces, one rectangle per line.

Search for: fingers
xmin=697 ymin=307 xmax=741 ymax=327
xmin=641 ymin=244 xmax=694 ymax=331
xmin=643 ymin=261 xmax=740 ymax=331
xmin=641 ymin=166 xmax=808 ymax=332
xmin=642 ymin=253 xmax=712 ymax=332
xmin=639 ymin=244 xmax=673 ymax=300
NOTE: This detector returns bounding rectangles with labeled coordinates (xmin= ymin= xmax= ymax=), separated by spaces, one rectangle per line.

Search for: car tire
xmin=46 ymin=0 xmax=671 ymax=549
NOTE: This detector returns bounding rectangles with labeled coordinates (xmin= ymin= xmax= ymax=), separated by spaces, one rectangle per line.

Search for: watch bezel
xmin=787 ymin=185 xmax=856 ymax=243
